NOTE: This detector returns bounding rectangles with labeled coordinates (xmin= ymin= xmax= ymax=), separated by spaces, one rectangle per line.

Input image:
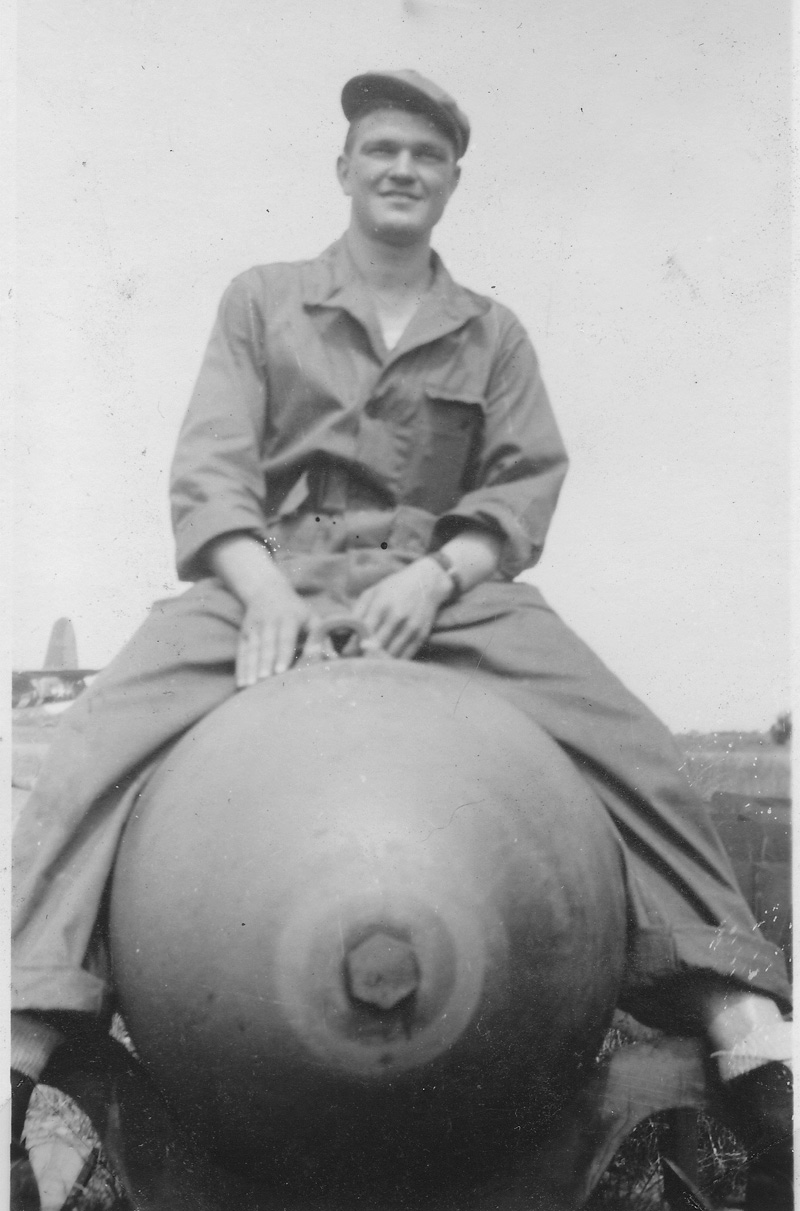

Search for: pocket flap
xmin=424 ymin=387 xmax=486 ymax=409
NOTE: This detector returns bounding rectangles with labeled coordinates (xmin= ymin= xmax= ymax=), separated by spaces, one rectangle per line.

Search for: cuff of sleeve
xmin=174 ymin=504 xmax=269 ymax=580
xmin=433 ymin=505 xmax=539 ymax=580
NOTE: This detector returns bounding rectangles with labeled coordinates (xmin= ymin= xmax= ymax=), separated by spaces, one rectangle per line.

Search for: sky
xmin=9 ymin=0 xmax=792 ymax=732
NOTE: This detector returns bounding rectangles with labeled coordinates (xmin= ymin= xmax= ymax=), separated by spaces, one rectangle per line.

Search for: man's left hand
xmin=353 ymin=558 xmax=453 ymax=659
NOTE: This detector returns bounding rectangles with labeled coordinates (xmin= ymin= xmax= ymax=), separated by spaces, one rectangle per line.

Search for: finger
xmin=384 ymin=622 xmax=418 ymax=660
xmin=237 ymin=628 xmax=261 ymax=688
xmin=389 ymin=610 xmax=434 ymax=661
xmin=235 ymin=637 xmax=248 ymax=688
xmin=392 ymin=630 xmax=422 ymax=661
xmin=372 ymin=610 xmax=408 ymax=656
xmin=256 ymin=622 xmax=282 ymax=680
xmin=352 ymin=589 xmax=376 ymax=622
xmin=358 ymin=592 xmax=393 ymax=635
xmin=273 ymin=619 xmax=300 ymax=675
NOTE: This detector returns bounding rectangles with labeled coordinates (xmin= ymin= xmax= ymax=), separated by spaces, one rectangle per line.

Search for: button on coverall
xmin=12 ymin=238 xmax=791 ymax=1032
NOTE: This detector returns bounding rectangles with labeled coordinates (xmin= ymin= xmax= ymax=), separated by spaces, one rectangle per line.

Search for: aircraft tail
xmin=43 ymin=617 xmax=78 ymax=670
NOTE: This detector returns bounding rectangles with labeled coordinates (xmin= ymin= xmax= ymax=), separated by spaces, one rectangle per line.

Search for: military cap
xmin=341 ymin=69 xmax=470 ymax=158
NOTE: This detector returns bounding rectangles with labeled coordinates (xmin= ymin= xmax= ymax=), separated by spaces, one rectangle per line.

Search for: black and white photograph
xmin=9 ymin=3 xmax=793 ymax=1209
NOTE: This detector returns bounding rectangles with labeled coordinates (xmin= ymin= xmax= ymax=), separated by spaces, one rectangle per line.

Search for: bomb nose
xmin=344 ymin=930 xmax=420 ymax=1010
xmin=274 ymin=887 xmax=490 ymax=1075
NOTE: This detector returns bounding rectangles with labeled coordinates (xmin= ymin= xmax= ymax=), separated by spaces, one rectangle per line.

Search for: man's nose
xmin=388 ymin=150 xmax=416 ymax=180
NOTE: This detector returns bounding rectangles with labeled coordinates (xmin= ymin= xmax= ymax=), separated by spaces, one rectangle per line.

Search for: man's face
xmin=337 ymin=108 xmax=461 ymax=246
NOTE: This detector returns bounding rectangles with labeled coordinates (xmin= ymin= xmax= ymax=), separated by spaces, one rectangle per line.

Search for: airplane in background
xmin=12 ymin=617 xmax=98 ymax=709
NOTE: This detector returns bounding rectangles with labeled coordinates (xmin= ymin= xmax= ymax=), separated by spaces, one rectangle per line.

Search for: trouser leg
xmin=423 ymin=582 xmax=791 ymax=1029
xmin=12 ymin=579 xmax=246 ymax=1015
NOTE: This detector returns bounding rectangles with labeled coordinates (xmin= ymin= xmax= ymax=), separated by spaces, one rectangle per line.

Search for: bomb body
xmin=111 ymin=657 xmax=626 ymax=1208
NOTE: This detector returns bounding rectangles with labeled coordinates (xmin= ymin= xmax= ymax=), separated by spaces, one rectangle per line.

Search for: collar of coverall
xmin=301 ymin=238 xmax=490 ymax=338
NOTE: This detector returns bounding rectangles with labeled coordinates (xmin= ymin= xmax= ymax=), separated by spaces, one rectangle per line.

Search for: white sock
xmin=713 ymin=1019 xmax=793 ymax=1082
xmin=11 ymin=1012 xmax=65 ymax=1082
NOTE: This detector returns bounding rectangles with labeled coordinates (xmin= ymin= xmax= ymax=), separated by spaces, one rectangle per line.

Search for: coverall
xmin=12 ymin=237 xmax=791 ymax=1032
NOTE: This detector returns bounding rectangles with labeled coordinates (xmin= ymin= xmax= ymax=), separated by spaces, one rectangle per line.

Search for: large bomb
xmin=110 ymin=652 xmax=627 ymax=1208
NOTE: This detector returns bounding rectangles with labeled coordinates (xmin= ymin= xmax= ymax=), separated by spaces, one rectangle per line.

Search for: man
xmin=12 ymin=71 xmax=792 ymax=1209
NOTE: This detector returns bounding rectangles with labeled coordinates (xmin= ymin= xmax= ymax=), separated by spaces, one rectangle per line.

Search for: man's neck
xmin=344 ymin=227 xmax=433 ymax=300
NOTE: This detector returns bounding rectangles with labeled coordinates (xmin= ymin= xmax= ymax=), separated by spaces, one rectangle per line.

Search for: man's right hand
xmin=235 ymin=581 xmax=315 ymax=686
xmin=206 ymin=533 xmax=316 ymax=686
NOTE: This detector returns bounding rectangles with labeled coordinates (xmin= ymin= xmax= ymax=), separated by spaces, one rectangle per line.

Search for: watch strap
xmin=427 ymin=549 xmax=464 ymax=605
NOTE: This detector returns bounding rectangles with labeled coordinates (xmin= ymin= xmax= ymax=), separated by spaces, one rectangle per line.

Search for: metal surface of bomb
xmin=110 ymin=634 xmax=627 ymax=1208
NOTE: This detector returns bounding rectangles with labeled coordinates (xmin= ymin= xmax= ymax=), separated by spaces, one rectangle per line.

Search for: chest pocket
xmin=402 ymin=388 xmax=485 ymax=515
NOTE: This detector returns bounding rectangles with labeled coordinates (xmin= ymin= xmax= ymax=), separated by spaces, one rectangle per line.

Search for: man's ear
xmin=336 ymin=153 xmax=352 ymax=196
xmin=449 ymin=162 xmax=462 ymax=196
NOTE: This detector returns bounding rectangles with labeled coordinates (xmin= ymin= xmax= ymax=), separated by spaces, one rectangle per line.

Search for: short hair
xmin=343 ymin=100 xmax=459 ymax=157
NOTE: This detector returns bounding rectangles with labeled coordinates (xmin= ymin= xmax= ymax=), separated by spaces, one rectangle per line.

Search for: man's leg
xmin=13 ymin=579 xmax=248 ymax=1014
xmin=11 ymin=579 xmax=245 ymax=1196
xmin=423 ymin=581 xmax=791 ymax=1207
xmin=423 ymin=581 xmax=790 ymax=1014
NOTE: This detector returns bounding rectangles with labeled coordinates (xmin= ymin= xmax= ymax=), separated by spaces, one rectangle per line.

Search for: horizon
xmin=11 ymin=616 xmax=792 ymax=741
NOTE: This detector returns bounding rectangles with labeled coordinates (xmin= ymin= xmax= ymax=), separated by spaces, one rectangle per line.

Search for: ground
xmin=676 ymin=730 xmax=790 ymax=799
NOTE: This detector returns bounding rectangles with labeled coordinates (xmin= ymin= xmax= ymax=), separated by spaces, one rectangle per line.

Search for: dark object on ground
xmin=11 ymin=1069 xmax=40 ymax=1211
xmin=11 ymin=1147 xmax=41 ymax=1211
xmin=721 ymin=1061 xmax=793 ymax=1211
xmin=770 ymin=713 xmax=792 ymax=747
xmin=662 ymin=1157 xmax=714 ymax=1210
xmin=32 ymin=1018 xmax=783 ymax=1211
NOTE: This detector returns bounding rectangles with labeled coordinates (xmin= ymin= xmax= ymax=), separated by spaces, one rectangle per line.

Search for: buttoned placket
xmin=301 ymin=240 xmax=489 ymax=404
xmin=292 ymin=240 xmax=493 ymax=514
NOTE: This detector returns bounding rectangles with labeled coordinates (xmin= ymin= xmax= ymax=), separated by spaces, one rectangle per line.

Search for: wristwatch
xmin=427 ymin=548 xmax=464 ymax=606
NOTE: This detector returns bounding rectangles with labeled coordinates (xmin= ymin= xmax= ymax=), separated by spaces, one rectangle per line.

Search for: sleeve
xmin=170 ymin=274 xmax=271 ymax=581
xmin=433 ymin=307 xmax=569 ymax=579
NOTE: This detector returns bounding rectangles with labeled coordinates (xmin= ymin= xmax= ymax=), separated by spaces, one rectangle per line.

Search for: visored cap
xmin=341 ymin=70 xmax=470 ymax=158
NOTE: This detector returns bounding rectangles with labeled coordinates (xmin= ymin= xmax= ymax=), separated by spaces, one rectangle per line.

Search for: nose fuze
xmin=344 ymin=930 xmax=421 ymax=1010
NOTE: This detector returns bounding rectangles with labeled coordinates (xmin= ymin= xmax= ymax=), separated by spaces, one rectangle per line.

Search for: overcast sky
xmin=11 ymin=0 xmax=791 ymax=731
